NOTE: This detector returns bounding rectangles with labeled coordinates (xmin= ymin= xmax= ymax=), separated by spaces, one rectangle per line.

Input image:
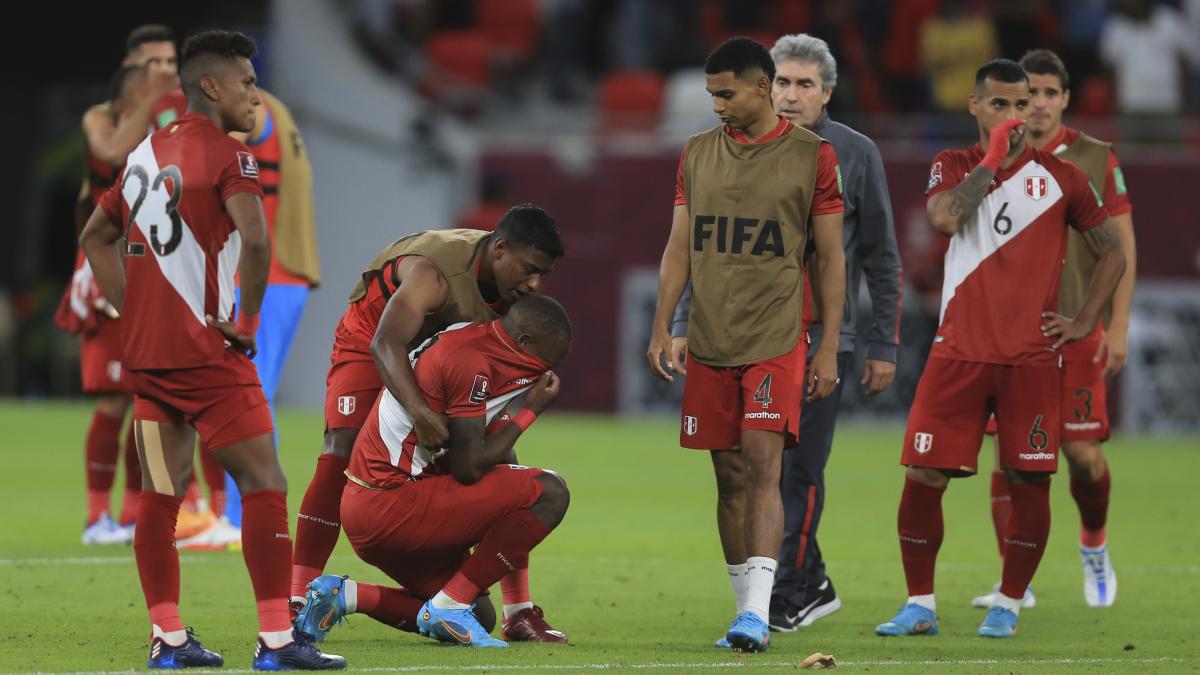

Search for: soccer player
xmin=290 ymin=208 xmax=568 ymax=642
xmin=122 ymin=24 xmax=189 ymax=129
xmin=647 ymin=37 xmax=846 ymax=652
xmin=79 ymin=30 xmax=343 ymax=669
xmin=671 ymin=34 xmax=903 ymax=631
xmin=972 ymin=49 xmax=1137 ymax=610
xmin=874 ymin=59 xmax=1126 ymax=640
xmin=293 ymin=297 xmax=572 ymax=648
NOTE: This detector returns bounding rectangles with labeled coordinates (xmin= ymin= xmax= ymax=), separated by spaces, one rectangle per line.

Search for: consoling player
xmin=295 ymin=296 xmax=572 ymax=648
xmin=874 ymin=59 xmax=1125 ymax=640
xmin=80 ymin=30 xmax=343 ymax=669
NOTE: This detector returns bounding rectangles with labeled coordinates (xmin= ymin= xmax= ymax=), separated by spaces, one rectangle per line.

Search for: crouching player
xmin=295 ymin=296 xmax=573 ymax=647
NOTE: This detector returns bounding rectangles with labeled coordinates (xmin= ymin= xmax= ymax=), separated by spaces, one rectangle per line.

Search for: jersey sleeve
xmin=674 ymin=145 xmax=688 ymax=206
xmin=216 ymin=142 xmax=265 ymax=204
xmin=924 ymin=150 xmax=961 ymax=198
xmin=1065 ymin=164 xmax=1108 ymax=233
xmin=811 ymin=142 xmax=844 ymax=216
xmin=99 ymin=180 xmax=124 ymax=226
xmin=1102 ymin=149 xmax=1132 ymax=216
xmin=439 ymin=354 xmax=492 ymax=419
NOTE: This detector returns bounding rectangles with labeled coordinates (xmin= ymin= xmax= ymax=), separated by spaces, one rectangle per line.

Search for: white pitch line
xmin=0 ymin=556 xmax=211 ymax=566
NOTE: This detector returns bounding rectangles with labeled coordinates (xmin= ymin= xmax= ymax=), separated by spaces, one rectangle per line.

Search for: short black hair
xmin=1019 ymin=49 xmax=1069 ymax=91
xmin=495 ymin=203 xmax=565 ymax=258
xmin=509 ymin=294 xmax=572 ymax=345
xmin=108 ymin=65 xmax=142 ymax=104
xmin=179 ymin=30 xmax=258 ymax=98
xmin=975 ymin=58 xmax=1028 ymax=89
xmin=126 ymin=24 xmax=175 ymax=54
xmin=704 ymin=36 xmax=775 ymax=82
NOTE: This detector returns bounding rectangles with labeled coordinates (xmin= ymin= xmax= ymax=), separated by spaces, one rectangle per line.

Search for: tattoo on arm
xmin=945 ymin=168 xmax=996 ymax=227
xmin=1081 ymin=219 xmax=1122 ymax=259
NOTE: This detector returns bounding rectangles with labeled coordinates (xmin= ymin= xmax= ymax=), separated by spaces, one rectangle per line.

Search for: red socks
xmin=897 ymin=477 xmax=945 ymax=596
xmin=989 ymin=470 xmax=1012 ymax=558
xmin=291 ymin=454 xmax=350 ymax=598
xmin=448 ymin=509 xmax=552 ymax=602
xmin=355 ymin=583 xmax=424 ymax=633
xmin=501 ymin=568 xmax=531 ymax=606
xmin=241 ymin=490 xmax=293 ymax=633
xmin=134 ymin=492 xmax=184 ymax=631
xmin=85 ymin=411 xmax=124 ymax=523
xmin=1000 ymin=480 xmax=1052 ymax=599
xmin=1071 ymin=466 xmax=1111 ymax=547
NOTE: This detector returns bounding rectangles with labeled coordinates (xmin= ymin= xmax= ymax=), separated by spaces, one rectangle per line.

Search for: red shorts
xmin=680 ymin=337 xmax=807 ymax=450
xmin=340 ymin=465 xmax=545 ymax=598
xmin=903 ymin=356 xmax=1061 ymax=474
xmin=80 ymin=319 xmax=127 ymax=394
xmin=128 ymin=350 xmax=274 ymax=453
xmin=324 ymin=357 xmax=382 ymax=431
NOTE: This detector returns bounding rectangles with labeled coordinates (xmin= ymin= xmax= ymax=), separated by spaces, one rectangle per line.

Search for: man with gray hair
xmin=671 ymin=33 xmax=903 ymax=633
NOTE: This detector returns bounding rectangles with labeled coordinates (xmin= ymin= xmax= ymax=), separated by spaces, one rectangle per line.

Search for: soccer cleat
xmin=147 ymin=629 xmax=224 ymax=669
xmin=417 ymin=600 xmax=508 ymax=648
xmin=725 ymin=611 xmax=770 ymax=652
xmin=177 ymin=515 xmax=242 ymax=551
xmin=714 ymin=636 xmax=731 ymax=648
xmin=874 ymin=603 xmax=938 ymax=636
xmin=82 ymin=513 xmax=128 ymax=546
xmin=1082 ymin=544 xmax=1117 ymax=607
xmin=978 ymin=606 xmax=1019 ymax=638
xmin=113 ymin=521 xmax=136 ymax=545
xmin=174 ymin=507 xmax=216 ymax=541
xmin=971 ymin=582 xmax=1036 ymax=609
xmin=501 ymin=605 xmax=568 ymax=643
xmin=294 ymin=575 xmax=349 ymax=642
xmin=252 ymin=630 xmax=346 ymax=670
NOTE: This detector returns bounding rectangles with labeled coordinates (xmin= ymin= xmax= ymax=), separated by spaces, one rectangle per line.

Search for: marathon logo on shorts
xmin=237 ymin=151 xmax=259 ymax=178
xmin=469 ymin=375 xmax=490 ymax=404
xmin=914 ymin=432 xmax=933 ymax=454
xmin=1024 ymin=175 xmax=1048 ymax=201
xmin=1064 ymin=421 xmax=1102 ymax=431
xmin=337 ymin=396 xmax=356 ymax=416
xmin=683 ymin=415 xmax=699 ymax=436
xmin=1019 ymin=451 xmax=1056 ymax=461
xmin=744 ymin=411 xmax=781 ymax=420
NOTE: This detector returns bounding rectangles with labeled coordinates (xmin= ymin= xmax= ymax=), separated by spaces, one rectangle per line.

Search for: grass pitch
xmin=1 ymin=401 xmax=1197 ymax=673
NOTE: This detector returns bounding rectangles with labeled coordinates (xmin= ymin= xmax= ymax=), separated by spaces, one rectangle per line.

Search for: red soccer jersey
xmin=245 ymin=98 xmax=309 ymax=286
xmin=924 ymin=144 xmax=1107 ymax=365
xmin=99 ymin=113 xmax=264 ymax=370
xmin=349 ymin=320 xmax=549 ymax=489
xmin=152 ymin=90 xmax=188 ymax=130
xmin=1048 ymin=126 xmax=1133 ymax=217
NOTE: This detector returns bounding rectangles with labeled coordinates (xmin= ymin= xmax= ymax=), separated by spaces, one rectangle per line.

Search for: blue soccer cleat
xmin=725 ymin=611 xmax=770 ymax=652
xmin=294 ymin=575 xmax=349 ymax=642
xmin=978 ymin=606 xmax=1019 ymax=638
xmin=417 ymin=600 xmax=508 ymax=648
xmin=714 ymin=636 xmax=731 ymax=649
xmin=1082 ymin=544 xmax=1117 ymax=607
xmin=147 ymin=629 xmax=224 ymax=669
xmin=252 ymin=630 xmax=346 ymax=670
xmin=875 ymin=603 xmax=939 ymax=636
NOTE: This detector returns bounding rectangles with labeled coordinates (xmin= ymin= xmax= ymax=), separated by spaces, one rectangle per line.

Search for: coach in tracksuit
xmin=671 ymin=33 xmax=902 ymax=632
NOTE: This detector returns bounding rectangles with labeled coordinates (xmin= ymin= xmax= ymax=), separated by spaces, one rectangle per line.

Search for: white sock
xmin=431 ymin=590 xmax=470 ymax=611
xmin=503 ymin=601 xmax=533 ymax=619
xmin=258 ymin=629 xmax=294 ymax=649
xmin=907 ymin=594 xmax=936 ymax=611
xmin=992 ymin=592 xmax=1022 ymax=615
xmin=725 ymin=562 xmax=748 ymax=613
xmin=343 ymin=579 xmax=358 ymax=614
xmin=152 ymin=624 xmax=187 ymax=647
xmin=744 ymin=556 xmax=777 ymax=623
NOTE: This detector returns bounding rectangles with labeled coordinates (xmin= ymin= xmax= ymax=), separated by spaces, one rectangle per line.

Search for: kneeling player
xmin=295 ymin=296 xmax=573 ymax=647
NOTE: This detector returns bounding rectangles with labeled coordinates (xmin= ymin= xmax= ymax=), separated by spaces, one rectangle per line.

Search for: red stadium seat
xmin=477 ymin=0 xmax=541 ymax=62
xmin=424 ymin=30 xmax=492 ymax=89
xmin=598 ymin=71 xmax=666 ymax=135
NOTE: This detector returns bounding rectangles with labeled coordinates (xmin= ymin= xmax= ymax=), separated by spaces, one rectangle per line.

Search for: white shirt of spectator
xmin=1099 ymin=5 xmax=1200 ymax=114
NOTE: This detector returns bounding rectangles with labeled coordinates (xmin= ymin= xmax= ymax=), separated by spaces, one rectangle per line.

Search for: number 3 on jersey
xmin=123 ymin=163 xmax=184 ymax=257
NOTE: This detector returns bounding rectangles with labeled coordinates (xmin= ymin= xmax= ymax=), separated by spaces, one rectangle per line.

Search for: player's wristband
xmin=513 ymin=409 xmax=537 ymax=432
xmin=235 ymin=312 xmax=260 ymax=336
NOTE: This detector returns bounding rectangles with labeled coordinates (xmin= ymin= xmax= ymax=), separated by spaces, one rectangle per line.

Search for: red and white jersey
xmin=349 ymin=320 xmax=550 ymax=489
xmin=924 ymin=144 xmax=1107 ymax=365
xmin=99 ymin=113 xmax=263 ymax=370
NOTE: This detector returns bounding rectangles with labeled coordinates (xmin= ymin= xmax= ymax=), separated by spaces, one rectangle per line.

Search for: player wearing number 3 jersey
xmin=874 ymin=59 xmax=1125 ymax=641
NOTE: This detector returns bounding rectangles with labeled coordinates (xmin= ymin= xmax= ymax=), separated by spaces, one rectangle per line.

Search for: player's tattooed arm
xmin=1042 ymin=218 xmax=1126 ymax=349
xmin=927 ymin=167 xmax=995 ymax=236
xmin=79 ymin=206 xmax=126 ymax=312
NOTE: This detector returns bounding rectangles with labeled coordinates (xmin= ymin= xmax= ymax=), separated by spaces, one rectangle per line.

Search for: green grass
xmin=1 ymin=401 xmax=1198 ymax=673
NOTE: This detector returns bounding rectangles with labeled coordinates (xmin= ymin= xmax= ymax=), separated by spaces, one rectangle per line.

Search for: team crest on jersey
xmin=1024 ymin=175 xmax=1048 ymax=201
xmin=237 ymin=151 xmax=259 ymax=178
xmin=927 ymin=161 xmax=943 ymax=191
xmin=914 ymin=432 xmax=933 ymax=454
xmin=337 ymin=396 xmax=356 ymax=416
xmin=470 ymin=375 xmax=490 ymax=404
xmin=683 ymin=415 xmax=699 ymax=436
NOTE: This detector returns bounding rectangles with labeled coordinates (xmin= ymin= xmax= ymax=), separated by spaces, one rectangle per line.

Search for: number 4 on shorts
xmin=753 ymin=374 xmax=773 ymax=409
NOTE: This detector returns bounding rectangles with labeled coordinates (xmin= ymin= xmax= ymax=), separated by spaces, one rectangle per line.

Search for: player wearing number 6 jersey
xmin=80 ymin=30 xmax=343 ymax=670
xmin=873 ymin=59 xmax=1125 ymax=640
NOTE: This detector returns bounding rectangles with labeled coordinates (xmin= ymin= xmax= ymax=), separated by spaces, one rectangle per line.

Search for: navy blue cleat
xmin=252 ymin=630 xmax=346 ymax=670
xmin=147 ymin=629 xmax=224 ymax=669
xmin=417 ymin=600 xmax=507 ymax=648
xmin=294 ymin=575 xmax=349 ymax=642
xmin=725 ymin=611 xmax=770 ymax=652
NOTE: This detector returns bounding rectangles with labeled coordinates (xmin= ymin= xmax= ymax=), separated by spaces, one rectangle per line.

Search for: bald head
xmin=501 ymin=295 xmax=572 ymax=367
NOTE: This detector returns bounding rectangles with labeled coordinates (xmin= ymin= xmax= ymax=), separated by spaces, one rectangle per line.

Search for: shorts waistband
xmin=344 ymin=469 xmax=397 ymax=491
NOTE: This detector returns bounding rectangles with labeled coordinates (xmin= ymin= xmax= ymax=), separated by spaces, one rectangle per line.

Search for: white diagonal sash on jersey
xmin=940 ymin=160 xmax=1064 ymax=322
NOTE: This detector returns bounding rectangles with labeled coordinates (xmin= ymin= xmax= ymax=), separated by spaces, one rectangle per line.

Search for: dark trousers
xmin=771 ymin=351 xmax=850 ymax=607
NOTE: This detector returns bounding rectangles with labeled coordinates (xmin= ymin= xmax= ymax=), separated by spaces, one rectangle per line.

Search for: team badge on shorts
xmin=1024 ymin=175 xmax=1048 ymax=201
xmin=683 ymin=415 xmax=699 ymax=436
xmin=914 ymin=432 xmax=933 ymax=454
xmin=470 ymin=375 xmax=490 ymax=404
xmin=337 ymin=396 xmax=356 ymax=416
xmin=237 ymin=151 xmax=259 ymax=178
